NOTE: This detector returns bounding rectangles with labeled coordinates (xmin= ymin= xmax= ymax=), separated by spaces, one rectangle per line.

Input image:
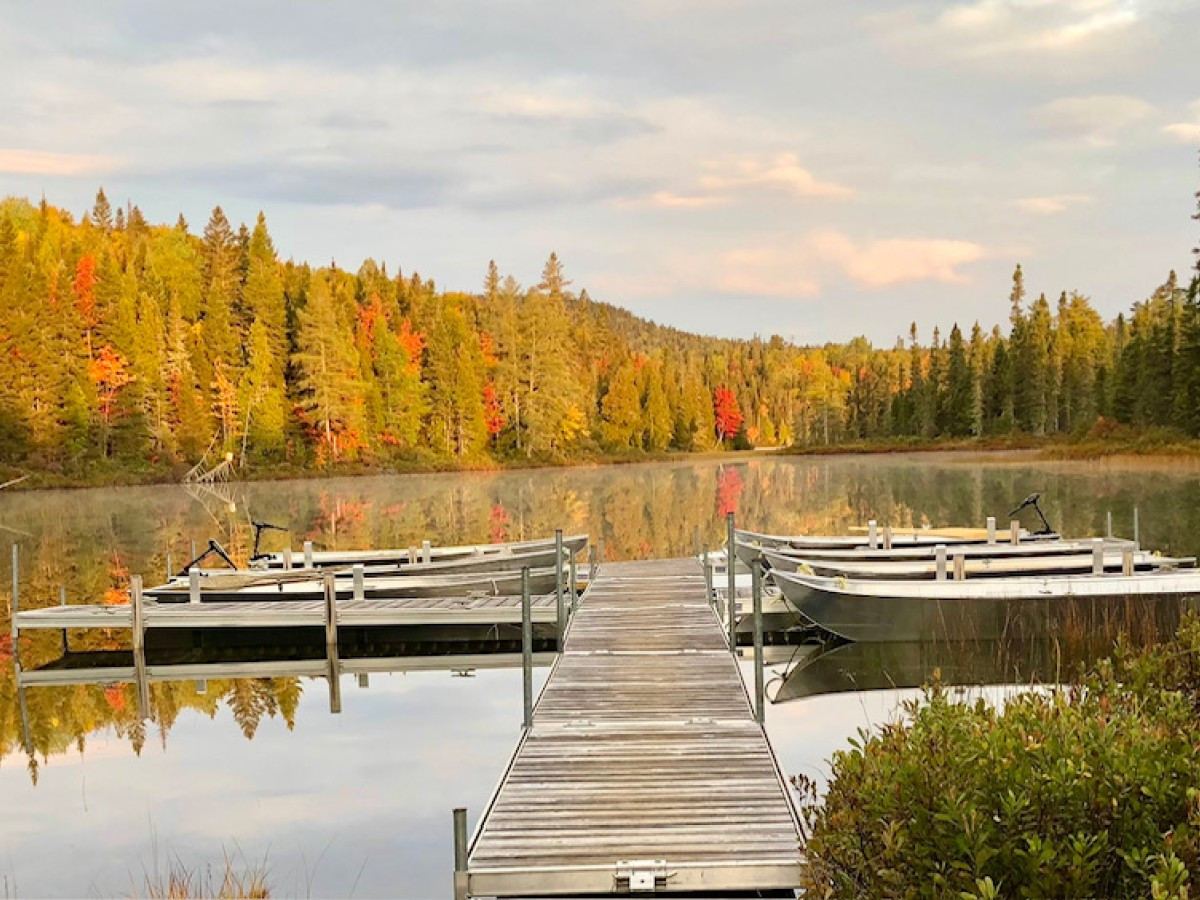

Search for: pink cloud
xmin=811 ymin=232 xmax=986 ymax=288
xmin=0 ymin=148 xmax=117 ymax=176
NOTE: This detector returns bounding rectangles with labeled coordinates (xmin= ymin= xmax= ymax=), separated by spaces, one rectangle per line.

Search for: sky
xmin=1 ymin=0 xmax=1198 ymax=345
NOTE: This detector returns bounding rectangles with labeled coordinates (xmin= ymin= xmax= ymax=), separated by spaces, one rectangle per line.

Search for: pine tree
xmin=90 ymin=188 xmax=113 ymax=233
xmin=642 ymin=364 xmax=671 ymax=451
xmin=424 ymin=303 xmax=486 ymax=456
xmin=600 ymin=360 xmax=641 ymax=449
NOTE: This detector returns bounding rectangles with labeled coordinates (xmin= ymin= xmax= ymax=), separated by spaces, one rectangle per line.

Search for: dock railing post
xmin=752 ymin=563 xmax=764 ymax=724
xmin=867 ymin=519 xmax=877 ymax=549
xmin=1106 ymin=511 xmax=1113 ymax=539
xmin=1133 ymin=507 xmax=1140 ymax=551
xmin=883 ymin=525 xmax=892 ymax=551
xmin=304 ymin=541 xmax=314 ymax=569
xmin=935 ymin=544 xmax=948 ymax=581
xmin=597 ymin=537 xmax=604 ymax=574
xmin=189 ymin=569 xmax=201 ymax=605
xmin=555 ymin=530 xmax=565 ymax=646
xmin=726 ymin=512 xmax=737 ymax=653
xmin=521 ymin=566 xmax=533 ymax=730
xmin=1010 ymin=520 xmax=1020 ymax=546
xmin=352 ymin=564 xmax=365 ymax=602
xmin=130 ymin=574 xmax=145 ymax=654
xmin=453 ymin=807 xmax=469 ymax=900
xmin=568 ymin=548 xmax=578 ymax=615
xmin=986 ymin=516 xmax=996 ymax=545
xmin=323 ymin=572 xmax=339 ymax=650
xmin=703 ymin=552 xmax=714 ymax=606
xmin=422 ymin=540 xmax=432 ymax=564
xmin=1092 ymin=538 xmax=1104 ymax=575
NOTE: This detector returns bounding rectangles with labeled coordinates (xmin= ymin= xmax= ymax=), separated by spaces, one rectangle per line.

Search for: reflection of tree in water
xmin=1 ymin=457 xmax=1200 ymax=770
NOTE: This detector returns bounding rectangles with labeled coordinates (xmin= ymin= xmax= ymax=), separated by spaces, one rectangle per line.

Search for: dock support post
xmin=726 ymin=512 xmax=737 ymax=653
xmin=304 ymin=541 xmax=314 ymax=569
xmin=1010 ymin=520 xmax=1020 ymax=545
xmin=597 ymin=537 xmax=604 ymax=573
xmin=867 ymin=519 xmax=877 ymax=549
xmin=1106 ymin=511 xmax=1113 ymax=538
xmin=752 ymin=563 xmax=764 ymax=724
xmin=986 ymin=516 xmax=996 ymax=544
xmin=935 ymin=545 xmax=948 ymax=581
xmin=953 ymin=553 xmax=966 ymax=581
xmin=1133 ymin=507 xmax=1140 ymax=551
xmin=422 ymin=540 xmax=432 ymax=564
xmin=883 ymin=525 xmax=892 ymax=550
xmin=555 ymin=530 xmax=565 ymax=646
xmin=521 ymin=567 xmax=533 ymax=730
xmin=1092 ymin=538 xmax=1105 ymax=575
xmin=189 ymin=569 xmax=201 ymax=605
xmin=352 ymin=564 xmax=365 ymax=602
xmin=1122 ymin=546 xmax=1135 ymax=576
xmin=60 ymin=585 xmax=68 ymax=654
xmin=568 ymin=549 xmax=578 ymax=615
xmin=453 ymin=807 xmax=469 ymax=900
xmin=131 ymin=575 xmax=145 ymax=654
xmin=10 ymin=543 xmax=18 ymax=648
xmin=282 ymin=546 xmax=292 ymax=571
xmin=324 ymin=572 xmax=341 ymax=714
xmin=703 ymin=552 xmax=714 ymax=606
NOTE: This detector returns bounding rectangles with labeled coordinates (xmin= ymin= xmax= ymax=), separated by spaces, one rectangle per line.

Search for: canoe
xmin=770 ymin=568 xmax=1200 ymax=642
xmin=147 ymin=567 xmax=560 ymax=602
xmin=733 ymin=528 xmax=1058 ymax=566
xmin=762 ymin=548 xmax=1192 ymax=580
xmin=255 ymin=534 xmax=589 ymax=569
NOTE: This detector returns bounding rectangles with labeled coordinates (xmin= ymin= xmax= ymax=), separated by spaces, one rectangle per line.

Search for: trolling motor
xmin=250 ymin=520 xmax=289 ymax=562
xmin=180 ymin=539 xmax=237 ymax=573
xmin=1008 ymin=492 xmax=1055 ymax=536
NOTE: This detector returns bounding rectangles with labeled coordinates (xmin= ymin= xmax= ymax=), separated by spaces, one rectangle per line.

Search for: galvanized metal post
xmin=867 ymin=519 xmax=877 ymax=549
xmin=1133 ymin=507 xmax=1140 ymax=550
xmin=324 ymin=571 xmax=341 ymax=714
xmin=304 ymin=540 xmax=314 ymax=569
xmin=189 ymin=569 xmax=201 ymax=604
xmin=883 ymin=525 xmax=893 ymax=551
xmin=422 ymin=540 xmax=432 ymax=564
xmin=726 ymin=512 xmax=737 ymax=653
xmin=935 ymin=544 xmax=948 ymax=581
xmin=568 ymin=549 xmax=578 ymax=615
xmin=1122 ymin=545 xmax=1135 ymax=576
xmin=323 ymin=572 xmax=338 ymax=649
xmin=1010 ymin=520 xmax=1020 ymax=545
xmin=352 ymin=564 xmax=365 ymax=602
xmin=130 ymin=574 xmax=145 ymax=654
xmin=453 ymin=807 xmax=469 ymax=900
xmin=986 ymin=516 xmax=996 ymax=544
xmin=1106 ymin=510 xmax=1113 ymax=539
xmin=752 ymin=564 xmax=764 ymax=724
xmin=703 ymin=552 xmax=714 ymax=606
xmin=521 ymin=566 xmax=533 ymax=730
xmin=166 ymin=551 xmax=173 ymax=580
xmin=1092 ymin=537 xmax=1104 ymax=575
xmin=555 ymin=529 xmax=565 ymax=645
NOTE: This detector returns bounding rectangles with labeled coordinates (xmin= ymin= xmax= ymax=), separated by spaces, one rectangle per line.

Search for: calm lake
xmin=3 ymin=452 xmax=1199 ymax=897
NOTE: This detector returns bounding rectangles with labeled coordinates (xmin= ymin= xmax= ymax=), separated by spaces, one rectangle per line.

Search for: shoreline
xmin=5 ymin=435 xmax=1200 ymax=494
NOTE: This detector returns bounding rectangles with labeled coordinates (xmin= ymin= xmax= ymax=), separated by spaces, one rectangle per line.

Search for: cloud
xmin=1013 ymin=194 xmax=1093 ymax=214
xmin=1031 ymin=95 xmax=1154 ymax=146
xmin=1163 ymin=101 xmax=1200 ymax=143
xmin=0 ymin=148 xmax=117 ymax=176
xmin=709 ymin=232 xmax=987 ymax=298
xmin=625 ymin=154 xmax=852 ymax=210
xmin=811 ymin=232 xmax=987 ymax=288
xmin=867 ymin=0 xmax=1155 ymax=77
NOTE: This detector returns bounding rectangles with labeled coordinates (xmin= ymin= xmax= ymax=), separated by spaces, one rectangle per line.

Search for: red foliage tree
xmin=483 ymin=380 xmax=505 ymax=437
xmin=713 ymin=386 xmax=744 ymax=443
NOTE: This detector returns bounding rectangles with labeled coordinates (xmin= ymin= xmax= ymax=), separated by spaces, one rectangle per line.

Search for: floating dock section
xmin=461 ymin=558 xmax=802 ymax=896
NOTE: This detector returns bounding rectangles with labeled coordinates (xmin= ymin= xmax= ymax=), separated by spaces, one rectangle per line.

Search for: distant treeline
xmin=0 ymin=168 xmax=1197 ymax=477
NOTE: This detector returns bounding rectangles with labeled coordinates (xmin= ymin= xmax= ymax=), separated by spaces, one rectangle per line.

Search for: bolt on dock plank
xmin=463 ymin=557 xmax=801 ymax=897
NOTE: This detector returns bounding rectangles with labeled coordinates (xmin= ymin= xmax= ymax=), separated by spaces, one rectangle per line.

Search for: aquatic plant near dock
xmin=797 ymin=617 xmax=1200 ymax=898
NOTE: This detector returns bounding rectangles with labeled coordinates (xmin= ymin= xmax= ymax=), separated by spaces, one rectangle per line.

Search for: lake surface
xmin=3 ymin=452 xmax=1199 ymax=897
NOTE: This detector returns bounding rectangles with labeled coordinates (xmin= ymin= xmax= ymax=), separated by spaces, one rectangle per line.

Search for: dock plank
xmin=465 ymin=558 xmax=801 ymax=896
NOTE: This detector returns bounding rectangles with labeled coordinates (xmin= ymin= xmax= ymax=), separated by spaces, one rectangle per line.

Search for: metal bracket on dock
xmin=614 ymin=859 xmax=670 ymax=892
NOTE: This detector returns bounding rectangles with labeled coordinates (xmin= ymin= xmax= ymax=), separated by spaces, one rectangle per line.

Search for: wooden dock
xmin=461 ymin=558 xmax=802 ymax=897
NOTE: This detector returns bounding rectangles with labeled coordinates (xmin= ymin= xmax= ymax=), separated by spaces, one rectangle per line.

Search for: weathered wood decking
xmin=463 ymin=558 xmax=802 ymax=896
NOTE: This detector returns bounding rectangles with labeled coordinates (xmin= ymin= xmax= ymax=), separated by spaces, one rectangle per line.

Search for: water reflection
xmin=3 ymin=454 xmax=1200 ymax=896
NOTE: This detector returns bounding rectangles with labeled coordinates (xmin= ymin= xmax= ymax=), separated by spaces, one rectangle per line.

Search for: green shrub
xmin=798 ymin=618 xmax=1200 ymax=899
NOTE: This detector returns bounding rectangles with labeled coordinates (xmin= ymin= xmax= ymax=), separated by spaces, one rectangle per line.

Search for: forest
xmin=0 ymin=167 xmax=1197 ymax=482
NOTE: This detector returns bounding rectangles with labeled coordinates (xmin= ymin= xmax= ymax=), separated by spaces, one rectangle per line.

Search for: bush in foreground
xmin=797 ymin=618 xmax=1200 ymax=899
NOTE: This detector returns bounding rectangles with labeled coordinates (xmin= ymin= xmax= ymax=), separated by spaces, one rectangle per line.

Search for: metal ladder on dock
xmin=458 ymin=557 xmax=802 ymax=896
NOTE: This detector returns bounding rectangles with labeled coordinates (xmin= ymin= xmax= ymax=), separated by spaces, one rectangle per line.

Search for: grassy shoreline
xmin=5 ymin=430 xmax=1200 ymax=493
